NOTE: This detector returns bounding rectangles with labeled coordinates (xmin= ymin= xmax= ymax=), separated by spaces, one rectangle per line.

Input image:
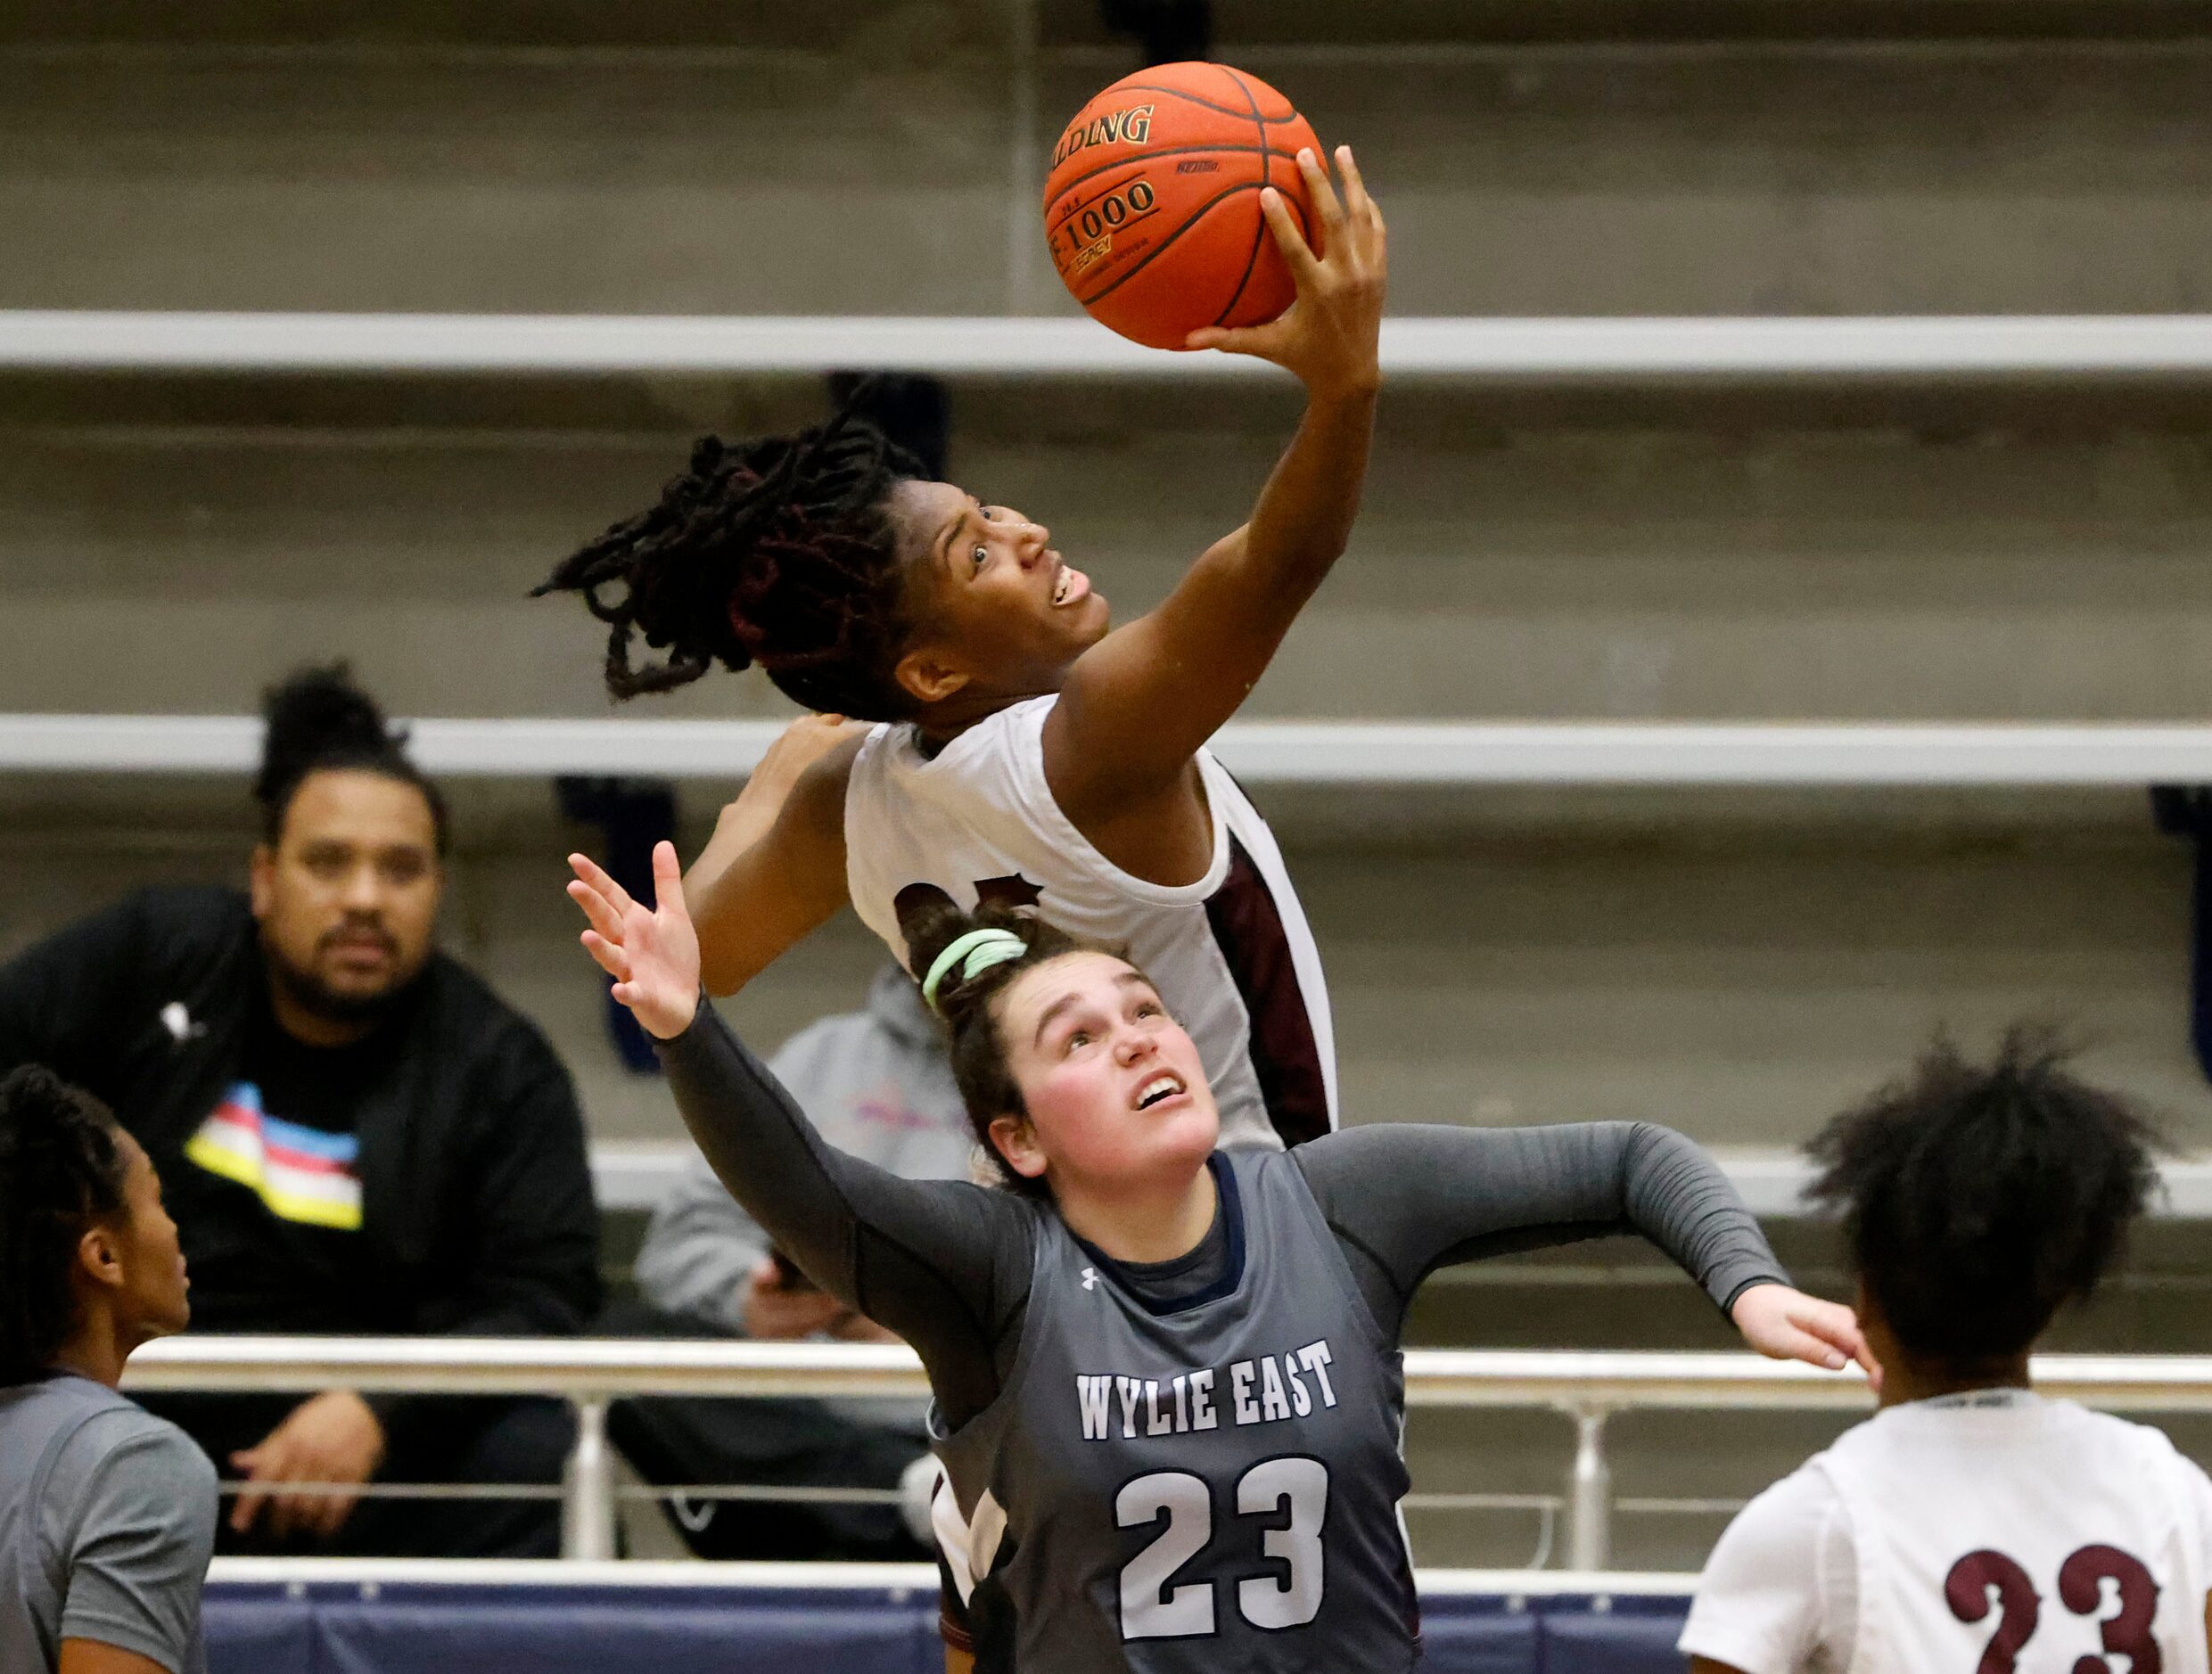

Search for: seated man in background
xmin=1 ymin=1065 xmax=213 ymax=1674
xmin=1682 ymin=1030 xmax=2212 ymax=1674
xmin=0 ymin=666 xmax=600 ymax=1558
xmin=613 ymin=961 xmax=972 ymax=1559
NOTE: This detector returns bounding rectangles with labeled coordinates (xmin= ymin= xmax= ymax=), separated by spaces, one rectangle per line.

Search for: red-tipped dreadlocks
xmin=534 ymin=404 xmax=925 ymax=718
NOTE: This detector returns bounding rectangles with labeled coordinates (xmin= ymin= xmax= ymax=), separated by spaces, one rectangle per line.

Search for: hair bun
xmin=255 ymin=663 xmax=401 ymax=810
xmin=892 ymin=883 xmax=966 ymax=970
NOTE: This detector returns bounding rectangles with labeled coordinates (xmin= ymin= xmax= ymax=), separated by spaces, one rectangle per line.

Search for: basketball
xmin=1042 ymin=62 xmax=1322 ymax=351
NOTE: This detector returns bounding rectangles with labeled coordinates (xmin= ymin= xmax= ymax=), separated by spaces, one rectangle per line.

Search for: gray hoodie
xmin=636 ymin=963 xmax=974 ymax=1340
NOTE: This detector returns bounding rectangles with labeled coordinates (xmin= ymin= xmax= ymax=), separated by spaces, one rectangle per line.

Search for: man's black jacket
xmin=0 ymin=886 xmax=601 ymax=1363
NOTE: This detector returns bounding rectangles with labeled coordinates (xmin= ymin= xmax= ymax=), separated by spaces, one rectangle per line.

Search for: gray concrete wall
xmin=4 ymin=28 xmax=2212 ymax=315
xmin=6 ymin=403 xmax=2212 ymax=720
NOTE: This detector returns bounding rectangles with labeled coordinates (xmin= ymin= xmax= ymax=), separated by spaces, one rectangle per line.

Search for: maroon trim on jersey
xmin=1204 ymin=833 xmax=1330 ymax=1146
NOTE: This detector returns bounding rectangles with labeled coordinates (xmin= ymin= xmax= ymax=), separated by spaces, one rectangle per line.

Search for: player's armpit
xmin=60 ymin=1639 xmax=177 ymax=1674
xmin=688 ymin=736 xmax=859 ymax=996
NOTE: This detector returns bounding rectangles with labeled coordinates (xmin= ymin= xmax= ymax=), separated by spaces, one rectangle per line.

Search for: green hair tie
xmin=921 ymin=928 xmax=1030 ymax=1014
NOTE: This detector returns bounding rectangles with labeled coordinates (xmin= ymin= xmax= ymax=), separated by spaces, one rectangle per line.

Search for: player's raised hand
xmin=1185 ymin=144 xmax=1386 ymax=399
xmin=567 ymin=840 xmax=701 ymax=1040
xmin=1730 ymin=1284 xmax=1881 ymax=1384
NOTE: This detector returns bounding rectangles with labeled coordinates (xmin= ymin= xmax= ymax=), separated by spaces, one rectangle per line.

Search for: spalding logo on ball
xmin=1043 ymin=62 xmax=1322 ymax=351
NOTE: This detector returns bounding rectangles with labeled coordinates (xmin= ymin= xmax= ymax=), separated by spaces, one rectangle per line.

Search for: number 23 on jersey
xmin=1947 ymin=1543 xmax=2167 ymax=1674
xmin=1118 ymin=1457 xmax=1330 ymax=1641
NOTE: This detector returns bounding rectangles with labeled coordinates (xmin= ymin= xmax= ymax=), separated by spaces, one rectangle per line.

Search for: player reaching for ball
xmin=536 ymin=144 xmax=1384 ymax=1153
xmin=566 ymin=842 xmax=1871 ymax=1674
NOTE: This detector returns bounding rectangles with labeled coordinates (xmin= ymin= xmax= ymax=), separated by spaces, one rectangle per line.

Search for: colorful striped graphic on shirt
xmin=183 ymin=1083 xmax=363 ymax=1231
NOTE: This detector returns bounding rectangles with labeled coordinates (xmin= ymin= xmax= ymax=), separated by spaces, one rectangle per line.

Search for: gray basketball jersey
xmin=933 ymin=1149 xmax=1418 ymax=1672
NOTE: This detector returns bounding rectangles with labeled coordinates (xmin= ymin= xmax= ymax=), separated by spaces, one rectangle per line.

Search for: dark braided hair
xmin=534 ymin=408 xmax=925 ymax=718
xmin=895 ymin=885 xmax=1102 ymax=1197
xmin=257 ymin=663 xmax=448 ymax=855
xmin=1806 ymin=1027 xmax=2162 ymax=1366
xmin=0 ymin=1065 xmax=129 ymax=1384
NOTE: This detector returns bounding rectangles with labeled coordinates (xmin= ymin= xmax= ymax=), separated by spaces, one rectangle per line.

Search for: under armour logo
xmin=160 ymin=1002 xmax=204 ymax=1043
xmin=1081 ymin=1267 xmax=1098 ymax=1291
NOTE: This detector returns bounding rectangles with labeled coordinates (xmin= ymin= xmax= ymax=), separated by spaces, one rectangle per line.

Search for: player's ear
xmin=1850 ymin=1277 xmax=1895 ymax=1359
xmin=989 ymin=1113 xmax=1048 ymax=1181
xmin=893 ymin=644 xmax=971 ymax=708
xmin=75 ymin=1221 xmax=125 ymax=1293
xmin=248 ymin=842 xmax=276 ymax=919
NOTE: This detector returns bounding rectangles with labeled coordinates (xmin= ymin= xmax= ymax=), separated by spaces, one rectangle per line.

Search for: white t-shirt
xmin=843 ymin=694 xmax=1336 ymax=1151
xmin=1681 ymin=1390 xmax=2212 ymax=1674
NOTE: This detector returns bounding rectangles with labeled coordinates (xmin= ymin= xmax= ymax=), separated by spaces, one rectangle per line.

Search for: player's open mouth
xmin=1134 ymin=1073 xmax=1186 ymax=1111
xmin=1052 ymin=563 xmax=1090 ymax=607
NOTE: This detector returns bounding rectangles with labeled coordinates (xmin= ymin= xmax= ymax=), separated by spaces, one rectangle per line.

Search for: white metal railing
xmin=11 ymin=714 xmax=2212 ymax=786
xmin=7 ymin=312 xmax=2212 ymax=380
xmin=120 ymin=1339 xmax=2212 ymax=1569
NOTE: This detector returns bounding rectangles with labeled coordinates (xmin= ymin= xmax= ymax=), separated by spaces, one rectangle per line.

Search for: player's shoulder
xmin=958 ymin=695 xmax=1057 ymax=765
xmin=1720 ymin=1456 xmax=1852 ymax=1563
xmin=2019 ymin=1395 xmax=2197 ymax=1465
xmin=2061 ymin=1400 xmax=2212 ymax=1491
xmin=109 ymin=883 xmax=254 ymax=969
xmin=45 ymin=1388 xmax=217 ymax=1507
xmin=1684 ymin=1459 xmax=1855 ymax=1673
xmin=417 ymin=953 xmax=569 ymax=1075
xmin=850 ymin=701 xmax=1054 ymax=812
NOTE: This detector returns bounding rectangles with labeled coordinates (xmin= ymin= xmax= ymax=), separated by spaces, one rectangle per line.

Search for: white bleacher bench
xmin=7 ymin=311 xmax=2212 ymax=379
xmin=9 ymin=714 xmax=2212 ymax=786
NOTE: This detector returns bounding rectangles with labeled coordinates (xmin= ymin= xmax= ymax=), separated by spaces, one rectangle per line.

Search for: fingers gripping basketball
xmin=1043 ymin=62 xmax=1322 ymax=351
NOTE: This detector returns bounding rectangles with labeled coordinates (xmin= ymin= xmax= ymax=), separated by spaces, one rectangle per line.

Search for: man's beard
xmin=265 ymin=939 xmax=419 ymax=1030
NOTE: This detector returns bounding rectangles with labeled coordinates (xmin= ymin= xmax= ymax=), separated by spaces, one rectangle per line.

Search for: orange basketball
xmin=1042 ymin=62 xmax=1321 ymax=351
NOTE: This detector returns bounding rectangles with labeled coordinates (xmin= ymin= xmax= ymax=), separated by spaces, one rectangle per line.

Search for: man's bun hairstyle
xmin=895 ymin=885 xmax=1088 ymax=1196
xmin=1807 ymin=1027 xmax=2161 ymax=1365
xmin=0 ymin=1065 xmax=128 ymax=1384
xmin=255 ymin=662 xmax=448 ymax=853
xmin=533 ymin=399 xmax=925 ymax=719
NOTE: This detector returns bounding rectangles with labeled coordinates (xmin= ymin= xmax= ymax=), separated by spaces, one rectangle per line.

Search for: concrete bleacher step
xmin=2 ymin=31 xmax=2210 ymax=317
xmin=1 ymin=394 xmax=2208 ymax=723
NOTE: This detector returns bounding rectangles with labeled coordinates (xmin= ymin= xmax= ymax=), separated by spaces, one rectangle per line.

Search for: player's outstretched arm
xmin=567 ymin=842 xmax=1027 ymax=1359
xmin=1042 ymin=145 xmax=1385 ymax=820
xmin=682 ymin=718 xmax=865 ymax=996
xmin=1296 ymin=1122 xmax=1875 ymax=1377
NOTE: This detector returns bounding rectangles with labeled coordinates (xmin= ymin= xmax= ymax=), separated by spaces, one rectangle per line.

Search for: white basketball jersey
xmin=1819 ymin=1391 xmax=2212 ymax=1674
xmin=843 ymin=695 xmax=1336 ymax=1151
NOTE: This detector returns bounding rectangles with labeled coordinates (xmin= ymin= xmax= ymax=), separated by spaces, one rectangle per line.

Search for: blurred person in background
xmin=1 ymin=1064 xmax=213 ymax=1674
xmin=612 ymin=961 xmax=970 ymax=1559
xmin=0 ymin=666 xmax=599 ymax=1558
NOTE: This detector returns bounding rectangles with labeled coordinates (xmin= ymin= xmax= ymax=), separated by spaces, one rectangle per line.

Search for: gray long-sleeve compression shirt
xmin=660 ymin=1001 xmax=1788 ymax=1431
